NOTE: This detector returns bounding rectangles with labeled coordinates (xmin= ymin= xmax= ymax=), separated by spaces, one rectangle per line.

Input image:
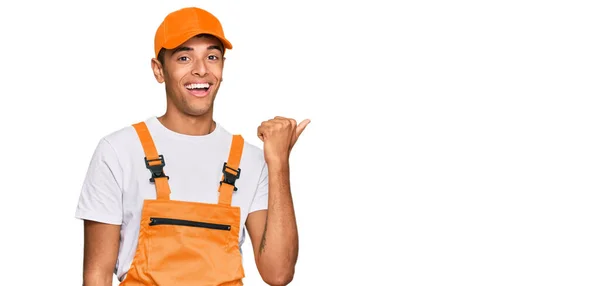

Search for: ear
xmin=151 ymin=58 xmax=165 ymax=83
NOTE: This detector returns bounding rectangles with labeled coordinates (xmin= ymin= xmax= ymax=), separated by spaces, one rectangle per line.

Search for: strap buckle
xmin=220 ymin=162 xmax=241 ymax=191
xmin=145 ymin=155 xmax=169 ymax=183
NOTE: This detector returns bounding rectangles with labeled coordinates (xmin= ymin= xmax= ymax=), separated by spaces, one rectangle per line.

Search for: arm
xmin=75 ymin=138 xmax=125 ymax=286
xmin=248 ymin=116 xmax=310 ymax=285
xmin=83 ymin=220 xmax=120 ymax=286
xmin=246 ymin=161 xmax=298 ymax=286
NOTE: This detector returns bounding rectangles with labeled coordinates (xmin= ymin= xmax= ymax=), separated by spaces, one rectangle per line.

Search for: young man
xmin=74 ymin=7 xmax=308 ymax=286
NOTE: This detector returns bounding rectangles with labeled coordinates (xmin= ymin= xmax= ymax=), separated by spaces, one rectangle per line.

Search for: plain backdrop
xmin=1 ymin=0 xmax=599 ymax=285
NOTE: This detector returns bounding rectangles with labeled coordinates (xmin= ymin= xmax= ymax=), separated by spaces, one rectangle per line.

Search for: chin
xmin=184 ymin=106 xmax=212 ymax=117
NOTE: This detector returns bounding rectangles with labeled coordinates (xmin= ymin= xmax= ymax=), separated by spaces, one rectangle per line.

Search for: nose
xmin=192 ymin=59 xmax=208 ymax=77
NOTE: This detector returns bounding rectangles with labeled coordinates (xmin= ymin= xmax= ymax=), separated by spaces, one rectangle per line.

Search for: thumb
xmin=296 ymin=119 xmax=311 ymax=138
xmin=291 ymin=119 xmax=311 ymax=149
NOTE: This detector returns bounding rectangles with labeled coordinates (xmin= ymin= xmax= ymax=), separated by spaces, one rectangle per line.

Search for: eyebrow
xmin=172 ymin=46 xmax=193 ymax=54
xmin=171 ymin=45 xmax=223 ymax=55
xmin=207 ymin=45 xmax=223 ymax=54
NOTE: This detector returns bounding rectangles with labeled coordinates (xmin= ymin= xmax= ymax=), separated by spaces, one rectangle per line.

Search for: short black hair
xmin=157 ymin=48 xmax=167 ymax=66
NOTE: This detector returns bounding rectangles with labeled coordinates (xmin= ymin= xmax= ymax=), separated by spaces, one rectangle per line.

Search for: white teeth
xmin=185 ymin=83 xmax=210 ymax=89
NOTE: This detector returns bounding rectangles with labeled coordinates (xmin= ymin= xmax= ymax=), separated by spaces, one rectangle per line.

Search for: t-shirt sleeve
xmin=74 ymin=138 xmax=124 ymax=225
xmin=249 ymin=160 xmax=269 ymax=213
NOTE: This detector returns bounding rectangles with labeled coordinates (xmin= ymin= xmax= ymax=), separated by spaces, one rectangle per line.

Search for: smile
xmin=184 ymin=82 xmax=211 ymax=98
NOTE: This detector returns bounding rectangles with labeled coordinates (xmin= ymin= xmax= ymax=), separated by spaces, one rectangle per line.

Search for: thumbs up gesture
xmin=257 ymin=116 xmax=310 ymax=165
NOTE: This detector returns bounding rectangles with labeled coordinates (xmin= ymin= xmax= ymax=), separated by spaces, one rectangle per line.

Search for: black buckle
xmin=145 ymin=155 xmax=169 ymax=183
xmin=220 ymin=162 xmax=241 ymax=191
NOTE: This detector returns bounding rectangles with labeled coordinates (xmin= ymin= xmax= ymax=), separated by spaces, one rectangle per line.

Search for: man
xmin=74 ymin=7 xmax=308 ymax=286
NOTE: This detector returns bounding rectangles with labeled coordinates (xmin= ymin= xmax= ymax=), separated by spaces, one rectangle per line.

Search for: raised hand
xmin=257 ymin=116 xmax=310 ymax=165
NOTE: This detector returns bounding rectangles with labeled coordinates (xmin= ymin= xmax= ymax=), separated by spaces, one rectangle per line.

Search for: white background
xmin=1 ymin=0 xmax=599 ymax=285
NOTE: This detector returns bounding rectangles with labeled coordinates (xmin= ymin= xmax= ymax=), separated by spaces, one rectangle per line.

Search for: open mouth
xmin=184 ymin=82 xmax=211 ymax=97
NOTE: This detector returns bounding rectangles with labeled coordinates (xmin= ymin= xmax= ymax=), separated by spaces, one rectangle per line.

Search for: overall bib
xmin=120 ymin=121 xmax=245 ymax=286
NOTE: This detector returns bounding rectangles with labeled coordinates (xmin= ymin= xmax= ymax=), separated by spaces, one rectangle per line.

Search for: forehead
xmin=173 ymin=34 xmax=224 ymax=52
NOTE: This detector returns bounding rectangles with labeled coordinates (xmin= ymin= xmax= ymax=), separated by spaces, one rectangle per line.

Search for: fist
xmin=257 ymin=116 xmax=310 ymax=165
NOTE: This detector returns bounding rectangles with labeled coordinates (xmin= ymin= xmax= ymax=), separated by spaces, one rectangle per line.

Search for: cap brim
xmin=163 ymin=29 xmax=233 ymax=51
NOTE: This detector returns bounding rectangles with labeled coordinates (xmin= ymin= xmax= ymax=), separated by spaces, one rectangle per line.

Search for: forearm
xmin=83 ymin=270 xmax=112 ymax=286
xmin=258 ymin=159 xmax=299 ymax=279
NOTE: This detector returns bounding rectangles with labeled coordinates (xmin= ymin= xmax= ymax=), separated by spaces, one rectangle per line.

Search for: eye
xmin=178 ymin=56 xmax=190 ymax=62
xmin=208 ymin=55 xmax=219 ymax=61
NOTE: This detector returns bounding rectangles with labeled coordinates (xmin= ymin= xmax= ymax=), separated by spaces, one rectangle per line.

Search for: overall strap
xmin=132 ymin=122 xmax=171 ymax=200
xmin=218 ymin=135 xmax=244 ymax=206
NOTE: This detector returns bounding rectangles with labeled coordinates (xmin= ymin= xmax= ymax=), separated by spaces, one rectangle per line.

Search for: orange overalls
xmin=120 ymin=121 xmax=245 ymax=286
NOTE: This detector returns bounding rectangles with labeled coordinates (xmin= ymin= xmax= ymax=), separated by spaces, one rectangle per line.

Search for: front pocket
xmin=138 ymin=199 xmax=244 ymax=284
xmin=149 ymin=217 xmax=231 ymax=231
xmin=146 ymin=216 xmax=236 ymax=281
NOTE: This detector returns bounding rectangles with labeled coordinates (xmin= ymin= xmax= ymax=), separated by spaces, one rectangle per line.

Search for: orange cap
xmin=154 ymin=7 xmax=233 ymax=59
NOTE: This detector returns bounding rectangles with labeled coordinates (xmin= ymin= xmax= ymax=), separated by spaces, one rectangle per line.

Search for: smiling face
xmin=151 ymin=34 xmax=225 ymax=118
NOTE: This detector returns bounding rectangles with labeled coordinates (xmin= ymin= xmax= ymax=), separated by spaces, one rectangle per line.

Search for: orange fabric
xmin=154 ymin=7 xmax=233 ymax=59
xmin=121 ymin=122 xmax=245 ymax=285
xmin=132 ymin=122 xmax=171 ymax=200
xmin=218 ymin=135 xmax=244 ymax=206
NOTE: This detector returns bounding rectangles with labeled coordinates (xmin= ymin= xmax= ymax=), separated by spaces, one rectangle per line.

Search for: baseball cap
xmin=154 ymin=7 xmax=233 ymax=59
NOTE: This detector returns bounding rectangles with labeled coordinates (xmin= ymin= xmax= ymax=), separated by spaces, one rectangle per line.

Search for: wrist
xmin=265 ymin=157 xmax=289 ymax=170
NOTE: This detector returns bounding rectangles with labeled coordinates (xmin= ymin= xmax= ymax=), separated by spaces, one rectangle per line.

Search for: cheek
xmin=210 ymin=65 xmax=224 ymax=80
xmin=166 ymin=69 xmax=187 ymax=84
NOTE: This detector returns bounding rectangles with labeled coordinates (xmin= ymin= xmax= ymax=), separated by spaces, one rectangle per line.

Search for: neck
xmin=157 ymin=112 xmax=216 ymax=136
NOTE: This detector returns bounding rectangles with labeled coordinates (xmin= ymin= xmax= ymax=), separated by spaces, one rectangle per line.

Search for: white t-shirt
xmin=74 ymin=116 xmax=269 ymax=281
